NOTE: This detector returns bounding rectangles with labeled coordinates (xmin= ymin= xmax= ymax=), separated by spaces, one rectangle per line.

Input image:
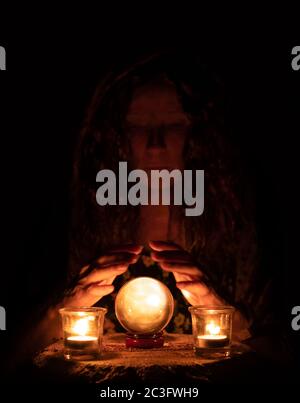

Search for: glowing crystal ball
xmin=115 ymin=277 xmax=174 ymax=335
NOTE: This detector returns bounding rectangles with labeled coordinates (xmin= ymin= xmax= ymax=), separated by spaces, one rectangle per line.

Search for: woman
xmin=64 ymin=50 xmax=259 ymax=338
xmin=17 ymin=50 xmax=278 ymax=359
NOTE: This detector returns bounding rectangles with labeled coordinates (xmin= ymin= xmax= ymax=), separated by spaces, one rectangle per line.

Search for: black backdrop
xmin=0 ymin=18 xmax=299 ymax=384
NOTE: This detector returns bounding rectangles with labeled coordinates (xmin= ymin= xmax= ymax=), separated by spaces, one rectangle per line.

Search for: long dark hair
xmin=69 ymin=50 xmax=258 ymax=317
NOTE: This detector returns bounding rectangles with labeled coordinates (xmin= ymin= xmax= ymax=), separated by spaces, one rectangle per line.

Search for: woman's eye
xmin=126 ymin=123 xmax=190 ymax=136
xmin=127 ymin=126 xmax=148 ymax=135
xmin=166 ymin=123 xmax=189 ymax=133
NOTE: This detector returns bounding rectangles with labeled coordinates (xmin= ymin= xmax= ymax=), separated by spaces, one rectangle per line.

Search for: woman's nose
xmin=146 ymin=126 xmax=166 ymax=149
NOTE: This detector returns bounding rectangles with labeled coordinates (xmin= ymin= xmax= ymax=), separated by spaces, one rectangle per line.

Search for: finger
xmin=83 ymin=284 xmax=115 ymax=306
xmin=160 ymin=262 xmax=203 ymax=276
xmin=173 ymin=272 xmax=194 ymax=282
xmin=96 ymin=277 xmax=114 ymax=285
xmin=97 ymin=252 xmax=140 ymax=266
xmin=151 ymin=250 xmax=192 ymax=263
xmin=80 ymin=264 xmax=128 ymax=284
xmin=177 ymin=281 xmax=225 ymax=306
xmin=181 ymin=289 xmax=193 ymax=300
xmin=180 ymin=288 xmax=202 ymax=306
xmin=79 ymin=264 xmax=90 ymax=276
xmin=86 ymin=283 xmax=115 ymax=297
xmin=176 ymin=281 xmax=210 ymax=297
xmin=107 ymin=244 xmax=144 ymax=254
xmin=64 ymin=284 xmax=114 ymax=307
xmin=149 ymin=240 xmax=183 ymax=251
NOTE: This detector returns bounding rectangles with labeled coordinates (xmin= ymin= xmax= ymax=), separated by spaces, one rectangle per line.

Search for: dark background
xmin=0 ymin=18 xmax=299 ymax=382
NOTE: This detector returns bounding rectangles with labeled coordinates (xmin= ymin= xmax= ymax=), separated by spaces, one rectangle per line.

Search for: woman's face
xmin=125 ymin=81 xmax=190 ymax=171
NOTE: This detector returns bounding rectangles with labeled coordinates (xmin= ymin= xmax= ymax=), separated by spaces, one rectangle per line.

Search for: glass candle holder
xmin=188 ymin=305 xmax=234 ymax=358
xmin=59 ymin=307 xmax=107 ymax=361
xmin=115 ymin=277 xmax=174 ymax=348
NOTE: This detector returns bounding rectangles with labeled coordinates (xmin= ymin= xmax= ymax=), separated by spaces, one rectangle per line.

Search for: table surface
xmin=34 ymin=333 xmax=254 ymax=384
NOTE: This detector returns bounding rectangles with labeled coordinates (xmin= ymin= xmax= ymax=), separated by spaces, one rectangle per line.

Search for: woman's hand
xmin=62 ymin=244 xmax=143 ymax=308
xmin=149 ymin=240 xmax=224 ymax=306
xmin=149 ymin=240 xmax=251 ymax=340
xmin=13 ymin=245 xmax=142 ymax=364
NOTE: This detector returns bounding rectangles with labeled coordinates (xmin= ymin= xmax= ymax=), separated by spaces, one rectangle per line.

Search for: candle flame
xmin=72 ymin=318 xmax=89 ymax=336
xmin=206 ymin=321 xmax=220 ymax=335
